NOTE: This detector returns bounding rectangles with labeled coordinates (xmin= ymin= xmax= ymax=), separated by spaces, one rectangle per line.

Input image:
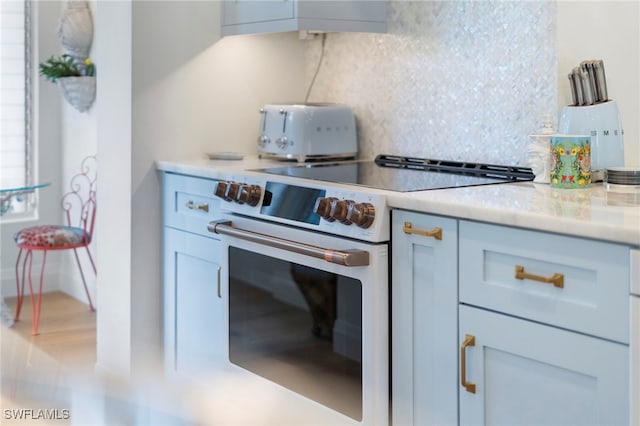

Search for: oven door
xmin=208 ymin=214 xmax=389 ymax=426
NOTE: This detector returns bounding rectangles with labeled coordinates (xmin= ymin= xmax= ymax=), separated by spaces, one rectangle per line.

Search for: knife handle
xmin=568 ymin=73 xmax=578 ymax=106
xmin=594 ymin=60 xmax=608 ymax=102
xmin=580 ymin=70 xmax=594 ymax=105
xmin=572 ymin=68 xmax=584 ymax=105
xmin=584 ymin=61 xmax=599 ymax=102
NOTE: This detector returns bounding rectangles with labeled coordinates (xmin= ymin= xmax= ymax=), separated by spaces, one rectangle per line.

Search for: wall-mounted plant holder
xmin=45 ymin=0 xmax=96 ymax=112
xmin=58 ymin=0 xmax=93 ymax=60
xmin=57 ymin=75 xmax=96 ymax=113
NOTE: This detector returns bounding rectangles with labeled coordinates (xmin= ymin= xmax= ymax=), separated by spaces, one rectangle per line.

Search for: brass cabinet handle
xmin=461 ymin=334 xmax=476 ymax=394
xmin=403 ymin=221 xmax=442 ymax=240
xmin=216 ymin=266 xmax=221 ymax=299
xmin=186 ymin=200 xmax=209 ymax=213
xmin=515 ymin=265 xmax=564 ymax=288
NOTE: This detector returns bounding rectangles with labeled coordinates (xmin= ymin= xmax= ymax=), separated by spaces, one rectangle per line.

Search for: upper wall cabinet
xmin=221 ymin=0 xmax=387 ymax=36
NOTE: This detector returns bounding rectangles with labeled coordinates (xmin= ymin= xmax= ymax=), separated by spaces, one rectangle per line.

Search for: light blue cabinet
xmin=459 ymin=304 xmax=629 ymax=426
xmin=221 ymin=0 xmax=387 ymax=36
xmin=164 ymin=228 xmax=225 ymax=375
xmin=392 ymin=211 xmax=631 ymax=426
xmin=632 ymin=293 xmax=640 ymax=425
xmin=459 ymin=220 xmax=630 ymax=426
xmin=162 ymin=173 xmax=225 ymax=378
xmin=391 ymin=210 xmax=459 ymax=426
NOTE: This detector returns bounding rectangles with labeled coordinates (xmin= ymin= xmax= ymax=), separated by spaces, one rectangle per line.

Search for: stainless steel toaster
xmin=257 ymin=103 xmax=357 ymax=162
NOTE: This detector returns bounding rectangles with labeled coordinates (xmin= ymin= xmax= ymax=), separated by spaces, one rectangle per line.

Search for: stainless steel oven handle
xmin=208 ymin=220 xmax=370 ymax=267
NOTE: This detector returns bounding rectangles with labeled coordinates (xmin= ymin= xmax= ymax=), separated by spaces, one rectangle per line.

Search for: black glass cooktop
xmin=255 ymin=156 xmax=534 ymax=193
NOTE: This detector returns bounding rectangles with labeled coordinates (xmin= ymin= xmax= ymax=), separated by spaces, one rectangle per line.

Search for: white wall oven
xmin=209 ymin=177 xmax=390 ymax=425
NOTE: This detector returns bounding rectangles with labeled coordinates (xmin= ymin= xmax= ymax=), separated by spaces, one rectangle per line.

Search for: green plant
xmin=39 ymin=54 xmax=95 ymax=82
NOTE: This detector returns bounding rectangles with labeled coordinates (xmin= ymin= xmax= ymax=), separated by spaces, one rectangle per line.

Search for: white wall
xmin=94 ymin=0 xmax=132 ymax=376
xmin=58 ymin=103 xmax=98 ymax=303
xmin=96 ymin=0 xmax=306 ymax=376
xmin=59 ymin=0 xmax=98 ymax=305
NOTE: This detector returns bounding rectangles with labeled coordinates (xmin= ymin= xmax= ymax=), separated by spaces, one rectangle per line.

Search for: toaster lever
xmin=259 ymin=108 xmax=267 ymax=131
xmin=258 ymin=108 xmax=269 ymax=148
xmin=277 ymin=109 xmax=289 ymax=150
xmin=280 ymin=109 xmax=288 ymax=133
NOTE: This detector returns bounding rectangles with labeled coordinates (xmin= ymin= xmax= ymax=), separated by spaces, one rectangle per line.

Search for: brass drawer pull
xmin=403 ymin=221 xmax=442 ymax=240
xmin=461 ymin=334 xmax=476 ymax=394
xmin=186 ymin=200 xmax=209 ymax=213
xmin=515 ymin=265 xmax=564 ymax=288
xmin=216 ymin=266 xmax=221 ymax=299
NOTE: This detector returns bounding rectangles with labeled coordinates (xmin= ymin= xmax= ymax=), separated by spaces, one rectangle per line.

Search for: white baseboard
xmin=1 ymin=265 xmax=60 ymax=298
xmin=1 ymin=261 xmax=96 ymax=306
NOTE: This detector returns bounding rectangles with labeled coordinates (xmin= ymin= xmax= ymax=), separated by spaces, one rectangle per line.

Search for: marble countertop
xmin=386 ymin=181 xmax=640 ymax=246
xmin=157 ymin=157 xmax=640 ymax=247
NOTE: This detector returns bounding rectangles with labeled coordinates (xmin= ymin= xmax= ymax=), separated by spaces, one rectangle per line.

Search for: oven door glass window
xmin=229 ymin=246 xmax=363 ymax=420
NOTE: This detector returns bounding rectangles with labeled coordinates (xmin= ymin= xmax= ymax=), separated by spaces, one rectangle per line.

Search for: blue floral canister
xmin=550 ymin=135 xmax=591 ymax=188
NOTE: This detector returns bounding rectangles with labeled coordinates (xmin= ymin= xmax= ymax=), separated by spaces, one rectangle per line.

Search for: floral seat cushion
xmin=14 ymin=225 xmax=89 ymax=248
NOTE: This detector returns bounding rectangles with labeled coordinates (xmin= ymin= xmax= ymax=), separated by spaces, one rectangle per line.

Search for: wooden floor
xmin=3 ymin=291 xmax=96 ymax=372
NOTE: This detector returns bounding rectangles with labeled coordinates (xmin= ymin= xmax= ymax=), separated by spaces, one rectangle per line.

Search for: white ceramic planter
xmin=57 ymin=0 xmax=94 ymax=59
xmin=57 ymin=76 xmax=96 ymax=112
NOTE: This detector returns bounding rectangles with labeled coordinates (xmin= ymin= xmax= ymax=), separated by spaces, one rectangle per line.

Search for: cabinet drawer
xmin=460 ymin=221 xmax=630 ymax=343
xmin=163 ymin=172 xmax=220 ymax=237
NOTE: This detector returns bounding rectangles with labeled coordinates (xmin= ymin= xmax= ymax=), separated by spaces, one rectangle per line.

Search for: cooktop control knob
xmin=346 ymin=202 xmax=375 ymax=229
xmin=237 ymin=184 xmax=262 ymax=206
xmin=214 ymin=181 xmax=231 ymax=201
xmin=314 ymin=197 xmax=337 ymax=222
xmin=330 ymin=199 xmax=353 ymax=224
xmin=226 ymin=182 xmax=242 ymax=202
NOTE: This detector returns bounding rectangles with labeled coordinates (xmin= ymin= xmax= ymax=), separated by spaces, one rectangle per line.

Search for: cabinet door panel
xmin=459 ymin=305 xmax=628 ymax=426
xmin=222 ymin=0 xmax=294 ymax=26
xmin=632 ymin=295 xmax=640 ymax=425
xmin=298 ymin=1 xmax=386 ymax=21
xmin=392 ymin=210 xmax=458 ymax=426
xmin=164 ymin=228 xmax=225 ymax=376
xmin=221 ymin=0 xmax=387 ymax=36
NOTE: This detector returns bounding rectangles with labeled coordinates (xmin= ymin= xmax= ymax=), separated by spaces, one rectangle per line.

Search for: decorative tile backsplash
xmin=305 ymin=1 xmax=557 ymax=166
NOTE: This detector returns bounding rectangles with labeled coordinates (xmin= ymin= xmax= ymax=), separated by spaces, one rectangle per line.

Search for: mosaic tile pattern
xmin=305 ymin=1 xmax=557 ymax=166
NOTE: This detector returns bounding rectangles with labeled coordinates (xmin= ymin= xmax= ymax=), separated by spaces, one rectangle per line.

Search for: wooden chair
xmin=13 ymin=155 xmax=97 ymax=335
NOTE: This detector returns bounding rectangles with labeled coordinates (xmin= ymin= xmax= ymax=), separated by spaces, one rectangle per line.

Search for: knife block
xmin=558 ymin=100 xmax=625 ymax=176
